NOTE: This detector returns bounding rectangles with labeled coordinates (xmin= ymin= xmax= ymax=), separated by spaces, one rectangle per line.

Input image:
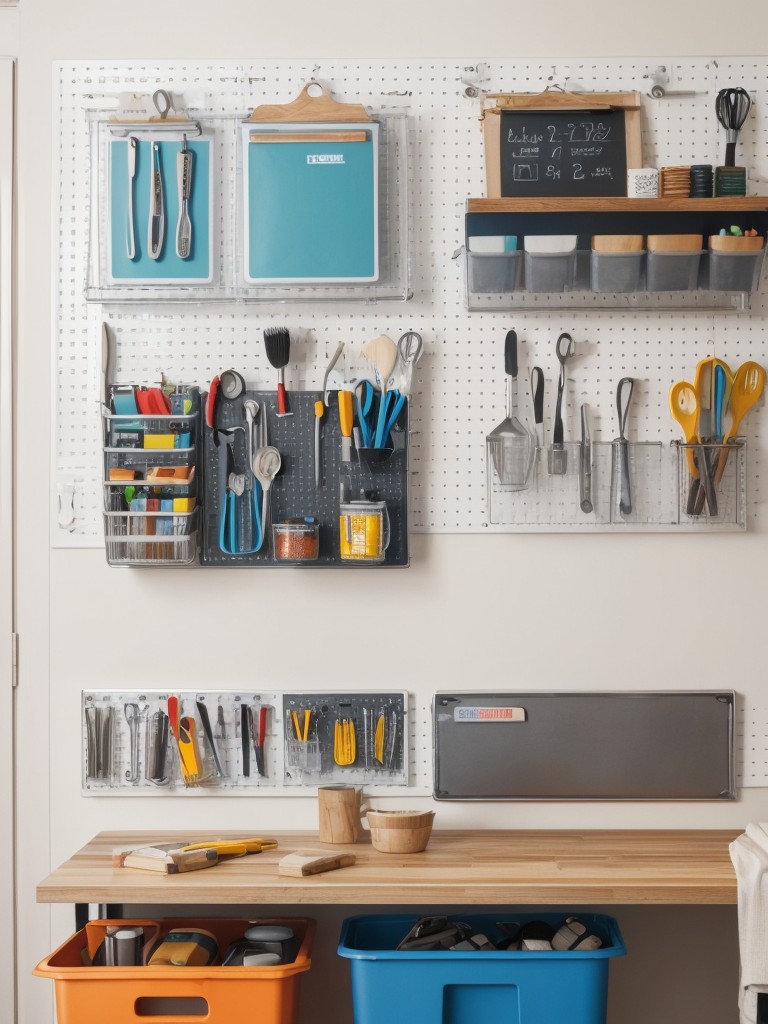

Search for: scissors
xmin=216 ymin=428 xmax=262 ymax=555
xmin=354 ymin=379 xmax=376 ymax=448
xmin=397 ymin=331 xmax=423 ymax=397
xmin=378 ymin=389 xmax=406 ymax=446
xmin=180 ymin=838 xmax=279 ymax=857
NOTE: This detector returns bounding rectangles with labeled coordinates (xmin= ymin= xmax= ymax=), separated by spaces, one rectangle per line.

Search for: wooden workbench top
xmin=36 ymin=829 xmax=740 ymax=906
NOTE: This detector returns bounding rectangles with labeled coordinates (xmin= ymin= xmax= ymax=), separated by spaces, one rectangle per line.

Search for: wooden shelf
xmin=467 ymin=197 xmax=768 ymax=214
xmin=36 ymin=829 xmax=740 ymax=906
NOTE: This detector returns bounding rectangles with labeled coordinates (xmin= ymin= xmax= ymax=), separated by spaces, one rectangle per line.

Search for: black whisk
xmin=715 ymin=88 xmax=752 ymax=167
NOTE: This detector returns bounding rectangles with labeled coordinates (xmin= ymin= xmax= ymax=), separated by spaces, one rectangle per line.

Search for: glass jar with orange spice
xmin=272 ymin=519 xmax=320 ymax=562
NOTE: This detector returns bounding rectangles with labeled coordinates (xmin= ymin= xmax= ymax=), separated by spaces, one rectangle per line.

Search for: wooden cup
xmin=367 ymin=810 xmax=435 ymax=854
xmin=317 ymin=785 xmax=366 ymax=844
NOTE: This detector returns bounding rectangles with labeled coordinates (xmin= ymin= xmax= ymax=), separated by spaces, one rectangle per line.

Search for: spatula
xmin=486 ymin=330 xmax=534 ymax=489
xmin=264 ymin=327 xmax=292 ymax=416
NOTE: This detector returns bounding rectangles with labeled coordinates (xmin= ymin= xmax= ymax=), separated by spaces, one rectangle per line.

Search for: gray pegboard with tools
xmin=283 ymin=692 xmax=408 ymax=787
xmin=200 ymin=389 xmax=409 ymax=566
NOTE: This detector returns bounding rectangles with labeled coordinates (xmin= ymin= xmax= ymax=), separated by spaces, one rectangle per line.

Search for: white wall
xmin=8 ymin=2 xmax=768 ymax=1021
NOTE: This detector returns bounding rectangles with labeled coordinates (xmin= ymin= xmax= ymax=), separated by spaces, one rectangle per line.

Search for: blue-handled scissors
xmin=355 ymin=379 xmax=376 ymax=448
xmin=378 ymin=389 xmax=406 ymax=447
xmin=217 ymin=429 xmax=263 ymax=555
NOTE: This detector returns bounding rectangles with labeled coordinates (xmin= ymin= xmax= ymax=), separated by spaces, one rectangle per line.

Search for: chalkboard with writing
xmin=499 ymin=109 xmax=628 ymax=197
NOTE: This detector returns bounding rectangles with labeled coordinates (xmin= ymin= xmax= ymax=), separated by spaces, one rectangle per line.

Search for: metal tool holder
xmin=82 ymin=690 xmax=412 ymax=794
xmin=283 ymin=692 xmax=407 ymax=786
xmin=488 ymin=439 xmax=746 ymax=531
xmin=102 ymin=392 xmax=202 ymax=565
xmin=201 ymin=390 xmax=409 ymax=566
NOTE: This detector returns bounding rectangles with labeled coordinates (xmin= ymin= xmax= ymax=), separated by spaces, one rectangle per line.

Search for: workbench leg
xmin=75 ymin=903 xmax=124 ymax=929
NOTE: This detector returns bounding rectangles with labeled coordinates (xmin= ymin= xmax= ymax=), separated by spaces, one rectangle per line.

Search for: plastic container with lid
xmin=272 ymin=519 xmax=320 ymax=562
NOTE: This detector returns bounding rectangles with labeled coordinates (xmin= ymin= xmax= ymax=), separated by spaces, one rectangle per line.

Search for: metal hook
xmin=152 ymin=89 xmax=173 ymax=119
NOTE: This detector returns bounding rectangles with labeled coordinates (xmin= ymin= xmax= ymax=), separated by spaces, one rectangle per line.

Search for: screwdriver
xmin=314 ymin=400 xmax=324 ymax=489
xmin=338 ymin=390 xmax=353 ymax=462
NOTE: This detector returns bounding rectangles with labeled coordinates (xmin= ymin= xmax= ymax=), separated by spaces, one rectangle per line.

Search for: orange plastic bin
xmin=34 ymin=917 xmax=315 ymax=1024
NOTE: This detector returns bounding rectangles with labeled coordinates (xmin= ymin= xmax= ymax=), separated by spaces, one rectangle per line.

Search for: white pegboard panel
xmin=53 ymin=58 xmax=768 ymax=545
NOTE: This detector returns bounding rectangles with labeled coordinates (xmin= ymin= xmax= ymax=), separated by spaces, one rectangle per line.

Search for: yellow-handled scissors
xmin=180 ymin=837 xmax=278 ymax=857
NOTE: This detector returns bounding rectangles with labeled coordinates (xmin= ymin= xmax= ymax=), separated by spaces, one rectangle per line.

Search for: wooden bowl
xmin=367 ymin=811 xmax=435 ymax=854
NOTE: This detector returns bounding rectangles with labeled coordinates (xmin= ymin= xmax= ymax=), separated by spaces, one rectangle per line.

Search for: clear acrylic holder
xmin=677 ymin=441 xmax=746 ymax=529
xmin=86 ymin=112 xmax=411 ymax=305
xmin=487 ymin=439 xmax=746 ymax=532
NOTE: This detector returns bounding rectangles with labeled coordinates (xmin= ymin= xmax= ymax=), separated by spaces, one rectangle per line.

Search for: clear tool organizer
xmin=102 ymin=400 xmax=201 ymax=566
xmin=487 ymin=440 xmax=746 ymax=531
xmin=85 ymin=105 xmax=411 ymax=304
xmin=82 ymin=690 xmax=409 ymax=794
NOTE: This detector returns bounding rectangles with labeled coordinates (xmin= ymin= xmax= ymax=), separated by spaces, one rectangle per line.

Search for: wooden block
xmin=112 ymin=845 xmax=218 ymax=874
xmin=278 ymin=850 xmax=356 ymax=877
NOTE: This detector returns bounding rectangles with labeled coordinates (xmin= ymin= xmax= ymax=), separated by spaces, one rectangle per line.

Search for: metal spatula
xmin=486 ymin=330 xmax=534 ymax=489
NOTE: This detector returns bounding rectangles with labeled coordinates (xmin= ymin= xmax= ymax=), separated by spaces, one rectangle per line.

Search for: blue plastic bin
xmin=338 ymin=913 xmax=625 ymax=1024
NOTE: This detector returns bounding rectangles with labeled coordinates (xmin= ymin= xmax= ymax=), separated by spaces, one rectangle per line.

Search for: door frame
xmin=0 ymin=55 xmax=16 ymax=1024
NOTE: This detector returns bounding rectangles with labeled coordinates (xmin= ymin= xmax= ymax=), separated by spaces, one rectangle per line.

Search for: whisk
xmin=715 ymin=88 xmax=752 ymax=167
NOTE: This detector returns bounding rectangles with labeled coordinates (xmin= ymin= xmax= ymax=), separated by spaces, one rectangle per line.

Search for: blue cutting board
xmin=109 ymin=137 xmax=212 ymax=283
xmin=244 ymin=123 xmax=379 ymax=283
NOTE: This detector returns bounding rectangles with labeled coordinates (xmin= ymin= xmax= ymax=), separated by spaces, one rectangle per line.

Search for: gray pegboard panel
xmin=282 ymin=692 xmax=407 ymax=787
xmin=200 ymin=390 xmax=409 ymax=566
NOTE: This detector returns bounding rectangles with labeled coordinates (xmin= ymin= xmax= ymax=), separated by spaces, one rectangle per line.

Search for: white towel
xmin=729 ymin=823 xmax=768 ymax=1024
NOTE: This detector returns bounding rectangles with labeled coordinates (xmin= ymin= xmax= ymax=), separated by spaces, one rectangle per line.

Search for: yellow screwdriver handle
xmin=338 ymin=390 xmax=353 ymax=438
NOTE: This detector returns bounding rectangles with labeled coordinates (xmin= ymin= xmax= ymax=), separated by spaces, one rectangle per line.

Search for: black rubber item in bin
xmin=338 ymin=913 xmax=626 ymax=1024
xmin=524 ymin=250 xmax=577 ymax=292
xmin=646 ymin=251 xmax=702 ymax=291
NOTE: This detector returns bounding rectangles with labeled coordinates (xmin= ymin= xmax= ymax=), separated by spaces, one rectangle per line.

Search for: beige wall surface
xmin=7 ymin=2 xmax=768 ymax=1022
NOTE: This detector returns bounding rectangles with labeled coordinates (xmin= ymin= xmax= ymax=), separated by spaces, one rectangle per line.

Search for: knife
xmin=126 ymin=137 xmax=137 ymax=260
xmin=252 ymin=704 xmax=268 ymax=778
xmin=241 ymin=703 xmax=250 ymax=778
xmin=196 ymin=701 xmax=225 ymax=777
xmin=147 ymin=142 xmax=165 ymax=260
xmin=579 ymin=404 xmax=593 ymax=514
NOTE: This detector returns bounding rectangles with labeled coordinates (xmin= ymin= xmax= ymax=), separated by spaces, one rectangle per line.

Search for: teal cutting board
xmin=244 ymin=123 xmax=379 ymax=283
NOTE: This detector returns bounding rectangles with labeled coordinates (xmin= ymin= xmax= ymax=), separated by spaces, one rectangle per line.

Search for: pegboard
xmin=82 ymin=689 xmax=431 ymax=796
xmin=201 ymin=390 xmax=408 ymax=566
xmin=53 ymin=58 xmax=768 ymax=547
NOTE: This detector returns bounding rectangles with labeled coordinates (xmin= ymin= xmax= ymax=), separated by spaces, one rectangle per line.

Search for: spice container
xmin=339 ymin=500 xmax=389 ymax=563
xmin=273 ymin=519 xmax=320 ymax=562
